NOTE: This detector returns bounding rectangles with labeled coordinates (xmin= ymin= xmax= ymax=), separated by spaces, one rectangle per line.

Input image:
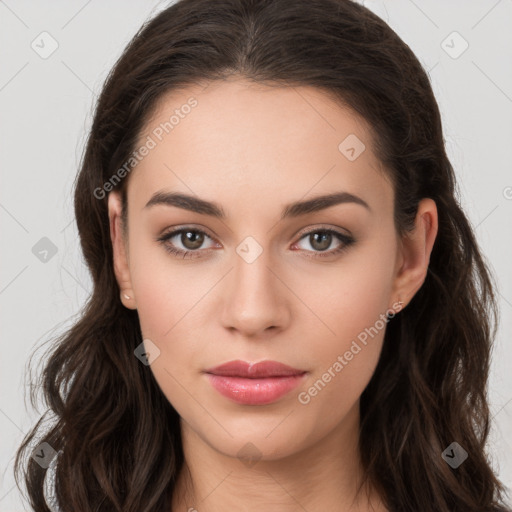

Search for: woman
xmin=15 ymin=0 xmax=511 ymax=510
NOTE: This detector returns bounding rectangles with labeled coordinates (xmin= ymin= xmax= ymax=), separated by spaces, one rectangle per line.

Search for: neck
xmin=171 ymin=401 xmax=386 ymax=512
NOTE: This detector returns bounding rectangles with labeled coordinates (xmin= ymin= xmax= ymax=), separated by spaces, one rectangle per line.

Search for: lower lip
xmin=205 ymin=373 xmax=306 ymax=405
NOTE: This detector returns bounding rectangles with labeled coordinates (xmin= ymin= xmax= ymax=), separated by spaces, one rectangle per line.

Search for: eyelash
xmin=156 ymin=225 xmax=355 ymax=260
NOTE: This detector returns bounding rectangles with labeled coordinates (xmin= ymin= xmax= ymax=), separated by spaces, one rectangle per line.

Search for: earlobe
xmin=390 ymin=198 xmax=438 ymax=309
xmin=108 ymin=190 xmax=137 ymax=310
xmin=120 ymin=291 xmax=136 ymax=309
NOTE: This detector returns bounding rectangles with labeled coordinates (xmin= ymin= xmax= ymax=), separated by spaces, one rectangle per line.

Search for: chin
xmin=183 ymin=408 xmax=326 ymax=463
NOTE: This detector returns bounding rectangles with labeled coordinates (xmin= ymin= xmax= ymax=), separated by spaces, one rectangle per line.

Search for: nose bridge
xmin=220 ymin=235 xmax=288 ymax=335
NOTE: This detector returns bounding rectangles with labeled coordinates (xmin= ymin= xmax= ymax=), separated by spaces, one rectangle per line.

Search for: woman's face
xmin=109 ymin=78 xmax=432 ymax=462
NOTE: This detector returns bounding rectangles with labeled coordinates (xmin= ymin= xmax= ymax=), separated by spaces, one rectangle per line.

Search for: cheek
xmin=128 ymin=243 xmax=217 ymax=400
xmin=303 ymin=237 xmax=395 ymax=351
xmin=129 ymin=238 xmax=207 ymax=340
xmin=295 ymin=236 xmax=395 ymax=405
xmin=129 ymin=248 xmax=204 ymax=413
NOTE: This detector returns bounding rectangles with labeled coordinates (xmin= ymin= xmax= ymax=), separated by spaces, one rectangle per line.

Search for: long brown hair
xmin=15 ymin=0 xmax=511 ymax=510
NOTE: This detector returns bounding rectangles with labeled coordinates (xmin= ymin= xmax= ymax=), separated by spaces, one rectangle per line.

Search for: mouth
xmin=203 ymin=360 xmax=308 ymax=405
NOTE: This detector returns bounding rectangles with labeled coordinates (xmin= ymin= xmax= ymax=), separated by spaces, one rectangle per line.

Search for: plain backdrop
xmin=1 ymin=1 xmax=511 ymax=510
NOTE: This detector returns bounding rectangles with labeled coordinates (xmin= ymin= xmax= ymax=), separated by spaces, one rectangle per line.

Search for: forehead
xmin=128 ymin=78 xmax=393 ymax=217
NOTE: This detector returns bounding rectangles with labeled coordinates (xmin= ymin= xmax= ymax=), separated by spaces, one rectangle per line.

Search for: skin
xmin=108 ymin=77 xmax=438 ymax=511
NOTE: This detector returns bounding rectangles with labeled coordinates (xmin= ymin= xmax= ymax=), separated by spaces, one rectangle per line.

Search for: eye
xmin=156 ymin=226 xmax=355 ymax=259
xmin=157 ymin=227 xmax=218 ymax=259
xmin=292 ymin=227 xmax=355 ymax=259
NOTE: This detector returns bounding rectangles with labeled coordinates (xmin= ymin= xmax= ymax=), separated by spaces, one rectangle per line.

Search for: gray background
xmin=1 ymin=0 xmax=511 ymax=509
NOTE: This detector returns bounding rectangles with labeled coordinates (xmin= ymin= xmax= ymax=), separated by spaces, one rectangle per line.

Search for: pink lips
xmin=204 ymin=360 xmax=307 ymax=405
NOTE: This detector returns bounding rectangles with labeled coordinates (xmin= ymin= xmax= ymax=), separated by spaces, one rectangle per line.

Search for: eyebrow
xmin=144 ymin=190 xmax=371 ymax=219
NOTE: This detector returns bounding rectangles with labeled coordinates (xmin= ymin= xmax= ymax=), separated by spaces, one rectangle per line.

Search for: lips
xmin=205 ymin=360 xmax=306 ymax=378
xmin=204 ymin=360 xmax=307 ymax=405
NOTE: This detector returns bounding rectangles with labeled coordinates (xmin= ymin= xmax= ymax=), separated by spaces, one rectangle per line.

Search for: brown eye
xmin=293 ymin=228 xmax=355 ymax=259
xmin=308 ymin=232 xmax=332 ymax=252
xmin=180 ymin=230 xmax=205 ymax=250
xmin=157 ymin=226 xmax=355 ymax=260
xmin=157 ymin=227 xmax=217 ymax=258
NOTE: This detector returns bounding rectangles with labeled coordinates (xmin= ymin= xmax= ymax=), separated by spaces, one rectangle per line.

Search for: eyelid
xmin=158 ymin=224 xmax=218 ymax=242
xmin=159 ymin=223 xmax=352 ymax=241
xmin=293 ymin=223 xmax=353 ymax=239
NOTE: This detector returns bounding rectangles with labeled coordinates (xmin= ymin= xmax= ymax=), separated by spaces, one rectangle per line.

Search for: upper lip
xmin=204 ymin=360 xmax=306 ymax=378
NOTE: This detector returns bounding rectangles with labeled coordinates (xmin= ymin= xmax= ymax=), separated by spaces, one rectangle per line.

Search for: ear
xmin=390 ymin=198 xmax=438 ymax=310
xmin=108 ymin=190 xmax=137 ymax=310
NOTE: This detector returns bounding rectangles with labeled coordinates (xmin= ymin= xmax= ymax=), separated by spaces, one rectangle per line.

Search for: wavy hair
xmin=15 ymin=0 xmax=511 ymax=510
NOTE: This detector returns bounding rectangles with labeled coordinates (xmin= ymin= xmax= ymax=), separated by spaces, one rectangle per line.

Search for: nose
xmin=220 ymin=244 xmax=290 ymax=338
